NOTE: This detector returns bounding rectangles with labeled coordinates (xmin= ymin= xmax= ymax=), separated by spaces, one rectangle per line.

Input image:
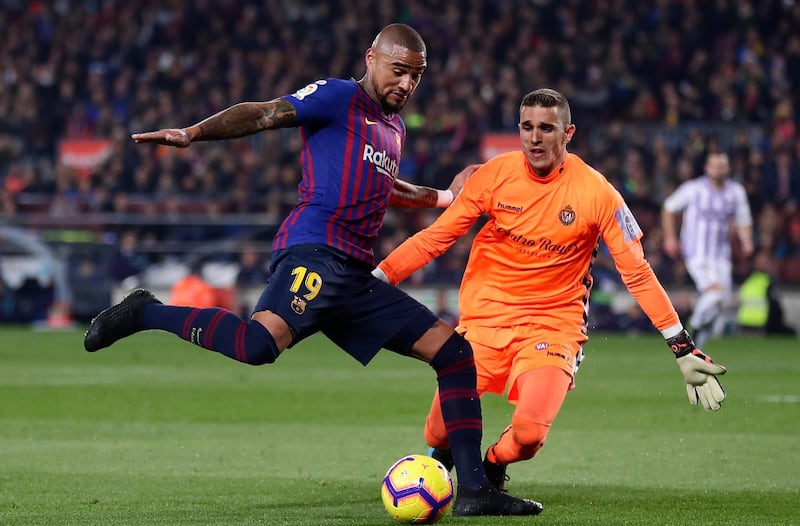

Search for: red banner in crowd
xmin=58 ymin=139 xmax=113 ymax=176
xmin=480 ymin=133 xmax=518 ymax=161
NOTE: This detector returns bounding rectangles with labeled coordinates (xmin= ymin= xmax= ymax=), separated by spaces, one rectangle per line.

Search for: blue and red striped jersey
xmin=272 ymin=78 xmax=406 ymax=265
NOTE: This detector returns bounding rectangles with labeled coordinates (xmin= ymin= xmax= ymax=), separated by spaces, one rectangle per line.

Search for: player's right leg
xmin=83 ymin=247 xmax=319 ymax=364
xmin=84 ymin=288 xmax=286 ymax=364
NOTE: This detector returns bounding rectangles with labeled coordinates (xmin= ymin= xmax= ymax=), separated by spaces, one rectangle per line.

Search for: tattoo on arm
xmin=389 ymin=179 xmax=438 ymax=209
xmin=195 ymin=99 xmax=297 ymax=140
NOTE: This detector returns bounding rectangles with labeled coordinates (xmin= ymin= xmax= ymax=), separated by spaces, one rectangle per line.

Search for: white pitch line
xmin=756 ymin=395 xmax=800 ymax=403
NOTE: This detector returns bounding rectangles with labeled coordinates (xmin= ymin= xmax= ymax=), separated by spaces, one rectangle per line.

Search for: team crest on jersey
xmin=395 ymin=131 xmax=402 ymax=152
xmin=290 ymin=296 xmax=307 ymax=315
xmin=559 ymin=205 xmax=576 ymax=225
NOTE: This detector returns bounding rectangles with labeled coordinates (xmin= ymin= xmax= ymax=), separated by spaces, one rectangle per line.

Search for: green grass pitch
xmin=0 ymin=327 xmax=797 ymax=525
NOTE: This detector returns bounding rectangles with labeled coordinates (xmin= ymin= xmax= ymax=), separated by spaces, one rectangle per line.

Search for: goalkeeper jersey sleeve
xmin=379 ymin=151 xmax=680 ymax=336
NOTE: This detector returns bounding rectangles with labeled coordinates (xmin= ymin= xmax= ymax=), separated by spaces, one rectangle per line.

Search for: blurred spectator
xmin=234 ymin=246 xmax=270 ymax=315
xmin=434 ymin=289 xmax=458 ymax=328
xmin=774 ymin=216 xmax=800 ymax=259
xmin=1 ymin=0 xmax=800 ymax=298
xmin=760 ymin=148 xmax=800 ymax=210
xmin=108 ymin=230 xmax=149 ymax=283
xmin=169 ymin=262 xmax=216 ymax=308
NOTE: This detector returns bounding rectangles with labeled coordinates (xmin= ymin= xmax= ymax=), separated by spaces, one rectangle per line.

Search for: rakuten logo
xmin=363 ymin=144 xmax=398 ymax=180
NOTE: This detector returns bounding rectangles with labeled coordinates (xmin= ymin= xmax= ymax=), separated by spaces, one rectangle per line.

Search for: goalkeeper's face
xmin=518 ymin=105 xmax=576 ymax=177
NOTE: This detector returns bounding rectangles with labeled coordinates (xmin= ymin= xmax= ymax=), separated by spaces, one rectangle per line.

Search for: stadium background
xmin=0 ymin=0 xmax=798 ymax=333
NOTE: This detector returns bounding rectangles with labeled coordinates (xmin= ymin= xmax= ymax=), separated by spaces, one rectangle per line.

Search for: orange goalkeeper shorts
xmin=460 ymin=324 xmax=584 ymax=403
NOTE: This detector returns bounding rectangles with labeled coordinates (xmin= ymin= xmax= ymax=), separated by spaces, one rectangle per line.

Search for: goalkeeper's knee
xmin=509 ymin=415 xmax=549 ymax=460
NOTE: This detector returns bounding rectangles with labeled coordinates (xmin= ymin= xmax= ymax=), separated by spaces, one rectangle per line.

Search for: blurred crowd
xmin=1 ymin=0 xmax=800 ymax=293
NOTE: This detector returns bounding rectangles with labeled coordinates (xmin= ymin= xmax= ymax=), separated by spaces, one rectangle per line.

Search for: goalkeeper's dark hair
xmin=520 ymin=88 xmax=572 ymax=127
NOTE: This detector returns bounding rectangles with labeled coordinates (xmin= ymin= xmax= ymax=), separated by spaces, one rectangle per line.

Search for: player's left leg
xmin=484 ymin=366 xmax=571 ymax=490
xmin=424 ymin=337 xmax=508 ymax=472
xmin=687 ymin=259 xmax=731 ymax=348
xmin=84 ymin=288 xmax=286 ymax=364
xmin=412 ymin=328 xmax=542 ymax=516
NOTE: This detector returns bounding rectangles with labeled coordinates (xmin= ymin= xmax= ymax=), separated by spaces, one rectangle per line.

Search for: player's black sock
xmin=429 ymin=333 xmax=485 ymax=490
xmin=142 ymin=304 xmax=280 ymax=364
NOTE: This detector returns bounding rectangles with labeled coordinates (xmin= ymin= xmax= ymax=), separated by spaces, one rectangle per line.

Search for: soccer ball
xmin=380 ymin=454 xmax=454 ymax=524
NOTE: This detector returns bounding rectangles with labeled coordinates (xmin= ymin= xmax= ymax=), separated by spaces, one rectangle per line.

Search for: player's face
xmin=365 ymin=46 xmax=426 ymax=113
xmin=705 ymin=154 xmax=730 ymax=185
xmin=518 ymin=105 xmax=575 ymax=177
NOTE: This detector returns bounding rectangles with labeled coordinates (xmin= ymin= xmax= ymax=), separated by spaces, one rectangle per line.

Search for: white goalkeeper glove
xmin=666 ymin=329 xmax=727 ymax=411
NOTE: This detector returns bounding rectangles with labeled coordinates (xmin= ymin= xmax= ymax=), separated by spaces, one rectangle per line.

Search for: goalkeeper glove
xmin=666 ymin=329 xmax=727 ymax=411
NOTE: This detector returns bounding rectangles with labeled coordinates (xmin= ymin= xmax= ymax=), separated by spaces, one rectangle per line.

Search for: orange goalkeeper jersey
xmin=378 ymin=151 xmax=679 ymax=338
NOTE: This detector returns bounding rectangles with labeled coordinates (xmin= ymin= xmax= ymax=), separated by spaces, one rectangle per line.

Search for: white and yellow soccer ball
xmin=380 ymin=454 xmax=454 ymax=524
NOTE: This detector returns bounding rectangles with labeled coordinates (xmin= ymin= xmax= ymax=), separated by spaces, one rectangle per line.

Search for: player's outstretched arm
xmin=389 ymin=164 xmax=480 ymax=209
xmin=666 ymin=329 xmax=727 ymax=411
xmin=131 ymin=98 xmax=297 ymax=146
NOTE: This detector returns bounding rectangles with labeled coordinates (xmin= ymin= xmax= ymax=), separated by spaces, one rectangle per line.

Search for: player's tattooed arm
xmin=131 ymin=99 xmax=297 ymax=147
xmin=389 ymin=164 xmax=479 ymax=209
xmin=389 ymin=179 xmax=439 ymax=209
xmin=191 ymin=99 xmax=298 ymax=140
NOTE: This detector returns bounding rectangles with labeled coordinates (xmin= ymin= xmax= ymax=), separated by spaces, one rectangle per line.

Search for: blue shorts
xmin=253 ymin=244 xmax=438 ymax=364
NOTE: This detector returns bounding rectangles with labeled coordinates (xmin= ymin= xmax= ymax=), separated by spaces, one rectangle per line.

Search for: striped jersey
xmin=273 ymin=78 xmax=405 ymax=265
xmin=378 ymin=151 xmax=680 ymax=338
xmin=663 ymin=176 xmax=752 ymax=262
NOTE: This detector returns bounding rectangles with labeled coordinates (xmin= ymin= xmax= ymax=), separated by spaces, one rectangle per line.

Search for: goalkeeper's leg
xmin=483 ymin=367 xmax=571 ymax=488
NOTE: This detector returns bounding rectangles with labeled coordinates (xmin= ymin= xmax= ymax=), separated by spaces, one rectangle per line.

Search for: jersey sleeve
xmin=733 ymin=183 xmax=753 ymax=227
xmin=281 ymin=78 xmax=352 ymax=125
xmin=598 ymin=180 xmax=681 ymax=331
xmin=378 ymin=166 xmax=493 ymax=285
xmin=662 ymin=180 xmax=693 ymax=213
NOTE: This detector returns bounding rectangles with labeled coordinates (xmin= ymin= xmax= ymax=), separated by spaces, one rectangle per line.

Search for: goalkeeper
xmin=373 ymin=88 xmax=726 ymax=492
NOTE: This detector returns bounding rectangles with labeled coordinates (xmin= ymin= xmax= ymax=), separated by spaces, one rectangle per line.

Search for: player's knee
xmin=429 ymin=332 xmax=475 ymax=374
xmin=511 ymin=416 xmax=550 ymax=460
xmin=242 ymin=321 xmax=281 ymax=365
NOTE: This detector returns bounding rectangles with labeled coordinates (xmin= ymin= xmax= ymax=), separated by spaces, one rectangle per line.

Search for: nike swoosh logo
xmin=365 ymin=118 xmax=378 ymax=125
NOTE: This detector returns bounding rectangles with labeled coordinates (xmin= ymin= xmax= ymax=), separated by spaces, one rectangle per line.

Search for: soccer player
xmin=662 ymin=152 xmax=754 ymax=348
xmin=373 ymin=88 xmax=727 ymax=491
xmin=83 ymin=24 xmax=541 ymax=517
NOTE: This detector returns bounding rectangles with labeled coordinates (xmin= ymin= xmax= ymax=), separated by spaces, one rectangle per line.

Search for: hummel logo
xmin=497 ymin=201 xmax=523 ymax=213
xmin=365 ymin=118 xmax=378 ymax=125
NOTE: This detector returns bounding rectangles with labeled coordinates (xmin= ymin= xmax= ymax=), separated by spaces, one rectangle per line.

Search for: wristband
xmin=666 ymin=329 xmax=696 ymax=358
xmin=435 ymin=189 xmax=454 ymax=207
xmin=371 ymin=266 xmax=389 ymax=283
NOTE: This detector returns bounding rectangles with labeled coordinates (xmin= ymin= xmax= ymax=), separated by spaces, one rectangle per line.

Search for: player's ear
xmin=364 ymin=47 xmax=376 ymax=69
xmin=564 ymin=124 xmax=576 ymax=144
